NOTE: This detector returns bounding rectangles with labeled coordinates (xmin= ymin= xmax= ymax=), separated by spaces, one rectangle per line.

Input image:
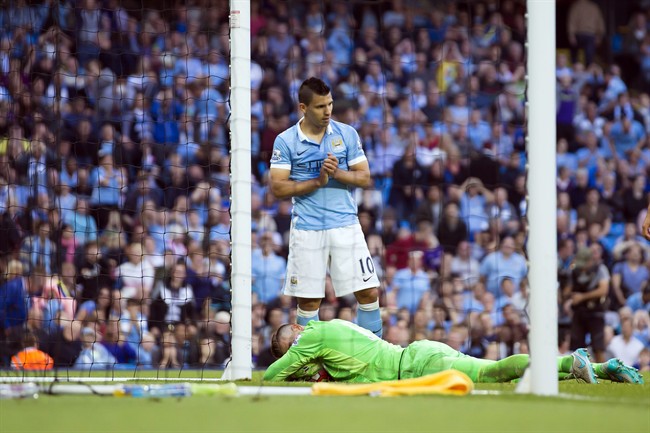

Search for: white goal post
xmin=223 ymin=0 xmax=252 ymax=381
xmin=525 ymin=0 xmax=558 ymax=396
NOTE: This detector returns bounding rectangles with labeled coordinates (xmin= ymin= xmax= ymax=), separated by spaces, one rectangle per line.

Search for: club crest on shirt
xmin=290 ymin=276 xmax=298 ymax=286
xmin=331 ymin=138 xmax=345 ymax=153
xmin=271 ymin=149 xmax=281 ymax=163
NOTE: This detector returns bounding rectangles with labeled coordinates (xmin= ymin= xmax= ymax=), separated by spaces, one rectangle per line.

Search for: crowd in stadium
xmin=0 ymin=0 xmax=649 ymax=372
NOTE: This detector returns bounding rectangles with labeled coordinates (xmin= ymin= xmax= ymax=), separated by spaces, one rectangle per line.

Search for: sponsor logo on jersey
xmin=290 ymin=276 xmax=298 ymax=286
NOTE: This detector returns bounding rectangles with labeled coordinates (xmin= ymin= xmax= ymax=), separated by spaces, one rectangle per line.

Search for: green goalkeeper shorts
xmin=398 ymin=340 xmax=492 ymax=382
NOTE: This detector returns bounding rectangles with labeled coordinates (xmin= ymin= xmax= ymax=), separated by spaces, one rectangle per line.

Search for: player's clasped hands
xmin=318 ymin=153 xmax=339 ymax=186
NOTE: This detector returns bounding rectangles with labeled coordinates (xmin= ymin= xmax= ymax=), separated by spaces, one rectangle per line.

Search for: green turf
xmin=1 ymin=372 xmax=648 ymax=433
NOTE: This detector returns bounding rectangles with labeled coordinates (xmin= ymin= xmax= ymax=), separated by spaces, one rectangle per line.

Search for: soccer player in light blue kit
xmin=269 ymin=77 xmax=382 ymax=337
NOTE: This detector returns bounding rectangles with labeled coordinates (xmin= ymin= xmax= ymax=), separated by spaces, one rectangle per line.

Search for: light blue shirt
xmin=613 ymin=262 xmax=649 ymax=296
xmin=468 ymin=121 xmax=492 ymax=150
xmin=203 ymin=61 xmax=229 ymax=89
xmin=270 ymin=119 xmax=367 ymax=231
xmin=626 ymin=292 xmax=650 ymax=313
xmin=393 ymin=268 xmax=431 ymax=314
xmin=575 ymin=147 xmax=604 ymax=171
xmin=460 ymin=193 xmax=488 ymax=234
xmin=251 ymin=250 xmax=287 ymax=304
xmin=610 ymin=120 xmax=646 ymax=156
xmin=90 ymin=167 xmax=121 ymax=206
xmin=479 ymin=252 xmax=528 ymax=296
xmin=63 ymin=211 xmax=98 ymax=246
xmin=557 ymin=152 xmax=579 ymax=172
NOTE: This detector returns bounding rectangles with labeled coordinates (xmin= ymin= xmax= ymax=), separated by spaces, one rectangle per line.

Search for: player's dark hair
xmin=298 ymin=77 xmax=330 ymax=106
xmin=270 ymin=324 xmax=293 ymax=359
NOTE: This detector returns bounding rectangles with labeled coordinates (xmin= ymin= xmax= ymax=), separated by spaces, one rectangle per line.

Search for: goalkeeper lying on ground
xmin=263 ymin=319 xmax=643 ymax=384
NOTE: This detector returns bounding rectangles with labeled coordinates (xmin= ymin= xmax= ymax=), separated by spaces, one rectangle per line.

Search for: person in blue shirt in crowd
xmin=269 ymin=77 xmax=382 ymax=337
xmin=479 ymin=236 xmax=528 ymax=298
xmin=252 ymin=231 xmax=287 ymax=305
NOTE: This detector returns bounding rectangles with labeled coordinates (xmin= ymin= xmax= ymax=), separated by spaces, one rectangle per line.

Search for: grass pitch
xmin=1 ymin=370 xmax=648 ymax=433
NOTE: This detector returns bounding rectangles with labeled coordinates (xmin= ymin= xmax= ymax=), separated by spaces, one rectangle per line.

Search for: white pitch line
xmin=0 ymin=376 xmax=224 ymax=383
xmin=237 ymin=386 xmax=312 ymax=396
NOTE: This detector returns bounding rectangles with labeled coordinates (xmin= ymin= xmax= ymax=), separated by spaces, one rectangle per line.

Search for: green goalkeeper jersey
xmin=263 ymin=320 xmax=404 ymax=383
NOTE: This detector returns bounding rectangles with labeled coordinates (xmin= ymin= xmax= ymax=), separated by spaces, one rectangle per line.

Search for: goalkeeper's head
xmin=270 ymin=324 xmax=304 ymax=358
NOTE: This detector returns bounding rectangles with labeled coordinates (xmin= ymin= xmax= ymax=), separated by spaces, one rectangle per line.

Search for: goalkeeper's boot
xmin=603 ymin=358 xmax=644 ymax=384
xmin=570 ymin=348 xmax=598 ymax=384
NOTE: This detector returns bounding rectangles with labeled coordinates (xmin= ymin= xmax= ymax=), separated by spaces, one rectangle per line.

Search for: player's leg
xmin=283 ymin=227 xmax=329 ymax=326
xmin=296 ymin=298 xmax=322 ymax=326
xmin=452 ymin=355 xmax=527 ymax=383
xmin=453 ymin=351 xmax=595 ymax=383
xmin=354 ymin=288 xmax=382 ymax=338
xmin=400 ymin=341 xmax=577 ymax=383
xmin=329 ymin=225 xmax=382 ymax=337
xmin=592 ymin=359 xmax=644 ymax=384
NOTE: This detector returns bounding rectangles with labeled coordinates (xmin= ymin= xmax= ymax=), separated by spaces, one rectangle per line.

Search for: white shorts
xmin=283 ymin=223 xmax=380 ymax=299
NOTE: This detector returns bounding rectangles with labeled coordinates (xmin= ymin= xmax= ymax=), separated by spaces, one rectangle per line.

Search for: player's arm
xmin=268 ymin=136 xmax=333 ymax=199
xmin=329 ymin=158 xmax=372 ymax=189
xmin=327 ymin=129 xmax=372 ymax=188
xmin=269 ymin=167 xmax=330 ymax=200
xmin=263 ymin=348 xmax=314 ymax=382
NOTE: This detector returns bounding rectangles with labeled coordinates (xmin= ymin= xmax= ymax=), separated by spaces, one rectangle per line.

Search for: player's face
xmin=301 ymin=93 xmax=333 ymax=130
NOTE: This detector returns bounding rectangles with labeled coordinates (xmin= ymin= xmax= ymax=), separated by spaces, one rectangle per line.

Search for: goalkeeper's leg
xmin=450 ymin=354 xmax=579 ymax=383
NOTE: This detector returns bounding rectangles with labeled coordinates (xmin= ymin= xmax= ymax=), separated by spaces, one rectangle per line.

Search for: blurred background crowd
xmin=0 ymin=0 xmax=649 ymax=372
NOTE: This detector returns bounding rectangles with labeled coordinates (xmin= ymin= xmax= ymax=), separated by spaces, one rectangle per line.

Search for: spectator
xmin=437 ymin=202 xmax=468 ymax=254
xmin=89 ymin=152 xmax=124 ymax=230
xmin=479 ymin=236 xmax=528 ymax=298
xmin=74 ymin=286 xmax=112 ymax=336
xmin=567 ymin=0 xmax=605 ymax=66
xmin=116 ymin=242 xmax=155 ymax=304
xmin=0 ymin=261 xmax=28 ymax=367
xmin=74 ymin=326 xmax=116 ymax=370
xmin=611 ymin=242 xmax=649 ymax=309
xmin=486 ymin=187 xmax=520 ymax=236
xmin=450 ymin=240 xmax=481 ymax=289
xmin=389 ymin=251 xmax=432 ymax=315
xmin=564 ymin=247 xmax=609 ymax=363
xmin=19 ymin=220 xmax=57 ymax=275
xmin=458 ymin=177 xmax=494 ymax=236
xmin=626 ymin=286 xmax=650 ymax=313
xmin=577 ymin=188 xmax=612 ymax=239
xmin=100 ymin=319 xmax=136 ymax=365
xmin=62 ymin=197 xmax=97 ymax=247
xmin=621 ymin=175 xmax=649 ymax=223
xmin=149 ymin=261 xmax=197 ymax=368
xmin=10 ymin=330 xmax=54 ymax=370
xmin=608 ymin=116 xmax=646 ymax=158
xmin=251 ymin=231 xmax=287 ymax=305
xmin=414 ymin=184 xmax=444 ymax=230
xmin=75 ymin=241 xmax=112 ymax=303
xmin=607 ymin=317 xmax=645 ymax=367
xmin=389 ymin=143 xmax=427 ymax=224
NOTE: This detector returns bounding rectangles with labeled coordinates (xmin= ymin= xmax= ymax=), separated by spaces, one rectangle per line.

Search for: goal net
xmin=4 ymin=0 xmax=637 ymax=388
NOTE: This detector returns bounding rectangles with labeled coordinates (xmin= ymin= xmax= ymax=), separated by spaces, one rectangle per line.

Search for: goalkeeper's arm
xmin=263 ymin=349 xmax=313 ymax=381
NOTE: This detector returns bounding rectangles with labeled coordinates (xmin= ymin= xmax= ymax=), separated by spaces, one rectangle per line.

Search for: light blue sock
xmin=357 ymin=301 xmax=383 ymax=338
xmin=297 ymin=307 xmax=319 ymax=326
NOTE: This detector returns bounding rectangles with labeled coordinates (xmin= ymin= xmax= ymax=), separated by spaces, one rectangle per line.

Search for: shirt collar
xmin=296 ymin=117 xmax=333 ymax=144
